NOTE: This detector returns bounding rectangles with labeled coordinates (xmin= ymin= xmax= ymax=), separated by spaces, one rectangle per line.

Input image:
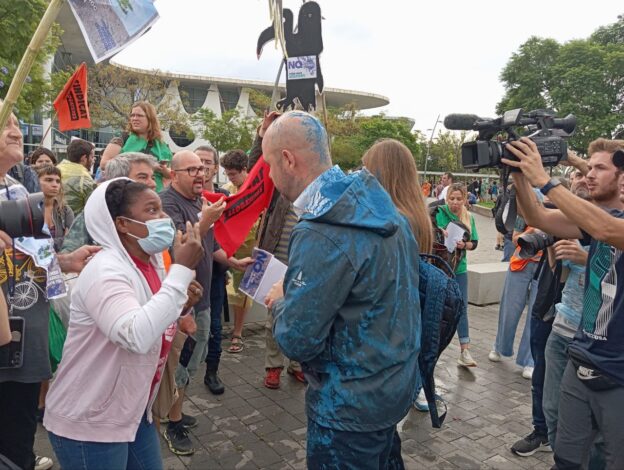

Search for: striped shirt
xmin=273 ymin=205 xmax=298 ymax=265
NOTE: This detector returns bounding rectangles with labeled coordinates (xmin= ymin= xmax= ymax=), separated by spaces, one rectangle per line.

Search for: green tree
xmin=323 ymin=106 xmax=423 ymax=170
xmin=0 ymin=0 xmax=63 ymax=119
xmin=497 ymin=15 xmax=624 ymax=152
xmin=86 ymin=63 xmax=188 ymax=132
xmin=248 ymin=89 xmax=272 ymax=115
xmin=193 ymin=108 xmax=259 ymax=156
xmin=425 ymin=131 xmax=469 ymax=173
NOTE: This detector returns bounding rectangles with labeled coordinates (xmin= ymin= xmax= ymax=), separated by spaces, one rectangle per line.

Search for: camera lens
xmin=0 ymin=192 xmax=46 ymax=239
xmin=517 ymin=231 xmax=556 ymax=259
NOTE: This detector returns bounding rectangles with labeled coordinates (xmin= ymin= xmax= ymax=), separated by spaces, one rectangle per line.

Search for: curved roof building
xmin=54 ymin=3 xmax=389 ymax=152
xmin=108 ymin=63 xmax=389 ymax=151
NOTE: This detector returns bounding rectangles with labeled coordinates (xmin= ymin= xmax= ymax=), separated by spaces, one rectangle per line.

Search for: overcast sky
xmin=114 ymin=0 xmax=622 ymax=134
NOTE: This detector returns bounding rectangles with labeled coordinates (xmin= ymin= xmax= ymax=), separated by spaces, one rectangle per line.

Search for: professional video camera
xmin=444 ymin=108 xmax=577 ymax=171
xmin=0 ymin=192 xmax=46 ymax=239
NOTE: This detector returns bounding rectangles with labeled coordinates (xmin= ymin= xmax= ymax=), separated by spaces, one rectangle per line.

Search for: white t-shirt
xmin=438 ymin=185 xmax=449 ymax=201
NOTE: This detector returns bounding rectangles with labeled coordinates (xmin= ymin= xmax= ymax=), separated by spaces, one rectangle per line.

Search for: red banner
xmin=203 ymin=156 xmax=275 ymax=257
xmin=53 ymin=63 xmax=91 ymax=131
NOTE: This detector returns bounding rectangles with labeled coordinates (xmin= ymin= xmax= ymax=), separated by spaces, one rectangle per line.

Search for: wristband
xmin=539 ymin=178 xmax=562 ymax=196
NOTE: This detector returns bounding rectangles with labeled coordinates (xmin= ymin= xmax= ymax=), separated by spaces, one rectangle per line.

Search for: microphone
xmin=443 ymin=114 xmax=481 ymax=130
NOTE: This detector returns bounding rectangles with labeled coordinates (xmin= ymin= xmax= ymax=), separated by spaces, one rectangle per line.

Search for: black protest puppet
xmin=257 ymin=1 xmax=324 ymax=111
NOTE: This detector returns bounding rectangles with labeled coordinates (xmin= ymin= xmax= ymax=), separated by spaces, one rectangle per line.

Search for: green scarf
xmin=122 ymin=133 xmax=173 ymax=192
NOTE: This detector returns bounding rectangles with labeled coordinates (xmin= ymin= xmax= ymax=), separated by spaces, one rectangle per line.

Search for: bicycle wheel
xmin=12 ymin=281 xmax=39 ymax=310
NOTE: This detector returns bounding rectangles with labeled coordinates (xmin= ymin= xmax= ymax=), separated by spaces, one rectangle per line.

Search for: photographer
xmin=504 ymin=137 xmax=624 ymax=469
xmin=0 ymin=109 xmax=100 ymax=470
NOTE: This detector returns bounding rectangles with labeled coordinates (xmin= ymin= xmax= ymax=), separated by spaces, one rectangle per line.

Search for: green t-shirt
xmin=435 ymin=205 xmax=479 ymax=274
xmin=121 ymin=133 xmax=172 ymax=192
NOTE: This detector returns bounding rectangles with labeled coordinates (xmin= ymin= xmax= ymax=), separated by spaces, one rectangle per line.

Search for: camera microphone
xmin=444 ymin=114 xmax=487 ymax=131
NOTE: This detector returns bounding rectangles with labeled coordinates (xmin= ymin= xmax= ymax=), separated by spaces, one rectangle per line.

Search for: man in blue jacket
xmin=264 ymin=111 xmax=421 ymax=468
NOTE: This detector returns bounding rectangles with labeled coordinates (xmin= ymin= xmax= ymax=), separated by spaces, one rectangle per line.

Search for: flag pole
xmin=38 ymin=111 xmax=58 ymax=148
xmin=0 ymin=0 xmax=65 ymax=132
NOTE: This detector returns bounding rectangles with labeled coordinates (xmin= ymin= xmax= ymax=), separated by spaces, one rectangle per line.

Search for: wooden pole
xmin=38 ymin=112 xmax=57 ymax=148
xmin=0 ymin=0 xmax=65 ymax=131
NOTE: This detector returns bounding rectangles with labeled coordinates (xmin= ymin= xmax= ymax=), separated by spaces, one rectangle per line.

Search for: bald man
xmin=159 ymin=150 xmax=250 ymax=455
xmin=263 ymin=111 xmax=421 ymax=468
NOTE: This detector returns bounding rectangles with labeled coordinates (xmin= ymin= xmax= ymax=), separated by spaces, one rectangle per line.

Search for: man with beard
xmin=539 ymin=168 xmax=604 ymax=461
xmin=159 ymin=150 xmax=251 ymax=455
xmin=504 ymin=138 xmax=624 ymax=469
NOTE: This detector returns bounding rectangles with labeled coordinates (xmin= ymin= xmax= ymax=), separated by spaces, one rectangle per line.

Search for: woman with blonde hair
xmin=101 ymin=101 xmax=173 ymax=191
xmin=435 ymin=183 xmax=479 ymax=368
xmin=362 ymin=139 xmax=433 ymax=253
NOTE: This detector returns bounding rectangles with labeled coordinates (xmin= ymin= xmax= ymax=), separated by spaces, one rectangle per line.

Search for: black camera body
xmin=517 ymin=230 xmax=557 ymax=259
xmin=455 ymin=109 xmax=576 ymax=171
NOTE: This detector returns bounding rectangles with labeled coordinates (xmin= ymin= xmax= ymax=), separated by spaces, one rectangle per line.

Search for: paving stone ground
xmin=35 ymin=210 xmax=553 ymax=469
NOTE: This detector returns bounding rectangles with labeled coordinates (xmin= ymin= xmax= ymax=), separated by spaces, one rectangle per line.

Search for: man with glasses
xmin=194 ymin=145 xmax=230 ymax=394
xmin=159 ymin=150 xmax=251 ymax=455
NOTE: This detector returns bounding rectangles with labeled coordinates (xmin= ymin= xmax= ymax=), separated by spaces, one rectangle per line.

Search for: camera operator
xmin=0 ymin=108 xmax=100 ymax=470
xmin=504 ymin=137 xmax=624 ymax=470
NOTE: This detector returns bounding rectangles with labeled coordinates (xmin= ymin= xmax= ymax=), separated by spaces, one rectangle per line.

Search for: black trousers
xmin=0 ymin=381 xmax=41 ymax=470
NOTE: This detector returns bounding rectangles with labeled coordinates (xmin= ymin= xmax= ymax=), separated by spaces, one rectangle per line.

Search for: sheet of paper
xmin=239 ymin=248 xmax=288 ymax=304
xmin=444 ymin=222 xmax=466 ymax=253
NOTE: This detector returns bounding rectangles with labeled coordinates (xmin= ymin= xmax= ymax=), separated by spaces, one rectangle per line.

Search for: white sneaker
xmin=34 ymin=455 xmax=53 ymax=470
xmin=488 ymin=350 xmax=502 ymax=362
xmin=413 ymin=389 xmax=429 ymax=412
xmin=522 ymin=366 xmax=534 ymax=380
xmin=458 ymin=349 xmax=477 ymax=367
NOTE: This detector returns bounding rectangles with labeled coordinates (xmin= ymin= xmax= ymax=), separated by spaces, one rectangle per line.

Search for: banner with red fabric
xmin=203 ymin=156 xmax=275 ymax=257
xmin=53 ymin=62 xmax=91 ymax=131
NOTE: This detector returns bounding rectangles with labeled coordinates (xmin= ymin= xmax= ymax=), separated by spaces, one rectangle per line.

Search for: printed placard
xmin=286 ymin=56 xmax=317 ymax=80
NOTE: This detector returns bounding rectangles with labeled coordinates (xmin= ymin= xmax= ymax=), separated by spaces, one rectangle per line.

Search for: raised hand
xmin=259 ymin=110 xmax=281 ymax=138
xmin=185 ymin=280 xmax=203 ymax=308
xmin=174 ymin=221 xmax=205 ymax=270
xmin=201 ymin=197 xmax=226 ymax=227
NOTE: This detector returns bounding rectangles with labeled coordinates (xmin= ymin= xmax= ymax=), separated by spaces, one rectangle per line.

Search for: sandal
xmin=227 ymin=335 xmax=244 ymax=353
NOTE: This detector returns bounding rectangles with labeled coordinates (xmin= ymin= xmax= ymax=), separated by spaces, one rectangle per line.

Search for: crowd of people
xmin=1 ymin=97 xmax=624 ymax=470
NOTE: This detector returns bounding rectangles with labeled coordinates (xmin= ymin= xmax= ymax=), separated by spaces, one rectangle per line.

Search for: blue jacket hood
xmin=297 ymin=167 xmax=400 ymax=238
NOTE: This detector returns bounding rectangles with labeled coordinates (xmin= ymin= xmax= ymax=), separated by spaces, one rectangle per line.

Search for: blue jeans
xmin=48 ymin=414 xmax=162 ymax=470
xmin=543 ymin=331 xmax=571 ymax=449
xmin=307 ymin=418 xmax=404 ymax=470
xmin=456 ymin=273 xmax=469 ymax=344
xmin=493 ymin=263 xmax=537 ymax=367
xmin=206 ymin=272 xmax=225 ymax=367
xmin=502 ymin=237 xmax=514 ymax=262
xmin=176 ymin=307 xmax=211 ymax=387
xmin=529 ymin=313 xmax=551 ymax=436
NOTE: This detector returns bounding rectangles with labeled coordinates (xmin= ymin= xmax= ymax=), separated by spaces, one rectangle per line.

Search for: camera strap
xmin=2 ymin=181 xmax=17 ymax=314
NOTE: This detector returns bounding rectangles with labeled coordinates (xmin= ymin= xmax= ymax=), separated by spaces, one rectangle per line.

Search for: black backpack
xmin=418 ymin=253 xmax=463 ymax=428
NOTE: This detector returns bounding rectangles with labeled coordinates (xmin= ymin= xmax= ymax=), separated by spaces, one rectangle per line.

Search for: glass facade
xmin=179 ymin=84 xmax=208 ymax=114
xmin=220 ymin=87 xmax=241 ymax=113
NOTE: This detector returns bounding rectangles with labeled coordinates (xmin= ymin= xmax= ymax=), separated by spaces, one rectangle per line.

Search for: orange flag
xmin=53 ymin=63 xmax=91 ymax=131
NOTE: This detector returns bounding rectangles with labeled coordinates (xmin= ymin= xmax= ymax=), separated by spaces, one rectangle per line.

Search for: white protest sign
xmin=286 ymin=56 xmax=317 ymax=80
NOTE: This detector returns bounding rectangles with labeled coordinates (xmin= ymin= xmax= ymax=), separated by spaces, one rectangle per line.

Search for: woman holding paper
xmin=435 ymin=183 xmax=479 ymax=368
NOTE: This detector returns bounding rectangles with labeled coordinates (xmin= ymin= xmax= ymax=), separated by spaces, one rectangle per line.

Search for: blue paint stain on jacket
xmin=272 ymin=167 xmax=421 ymax=432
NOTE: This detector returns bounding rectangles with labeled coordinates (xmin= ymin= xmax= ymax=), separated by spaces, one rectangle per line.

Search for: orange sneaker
xmin=287 ymin=367 xmax=307 ymax=384
xmin=264 ymin=367 xmax=282 ymax=389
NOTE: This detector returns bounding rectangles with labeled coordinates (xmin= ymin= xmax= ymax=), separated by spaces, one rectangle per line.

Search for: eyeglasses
xmin=130 ymin=113 xmax=147 ymax=119
xmin=172 ymin=166 xmax=206 ymax=177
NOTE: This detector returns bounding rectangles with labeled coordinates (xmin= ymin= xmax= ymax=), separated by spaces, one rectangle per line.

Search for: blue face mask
xmin=122 ymin=217 xmax=176 ymax=255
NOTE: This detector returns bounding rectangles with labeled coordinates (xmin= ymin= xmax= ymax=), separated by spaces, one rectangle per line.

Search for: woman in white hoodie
xmin=44 ymin=178 xmax=204 ymax=470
